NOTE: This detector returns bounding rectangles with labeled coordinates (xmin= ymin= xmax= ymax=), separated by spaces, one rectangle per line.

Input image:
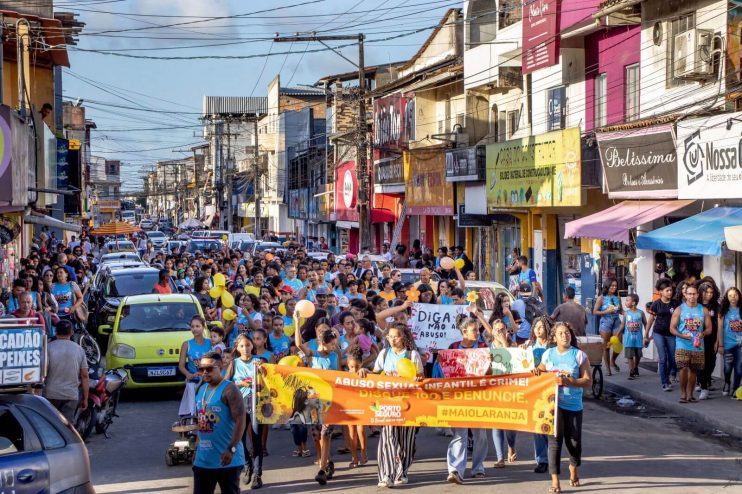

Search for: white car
xmin=99 ymin=252 xmax=143 ymax=266
xmin=146 ymin=230 xmax=168 ymax=249
xmin=102 ymin=240 xmax=137 ymax=253
xmin=140 ymin=219 xmax=154 ymax=230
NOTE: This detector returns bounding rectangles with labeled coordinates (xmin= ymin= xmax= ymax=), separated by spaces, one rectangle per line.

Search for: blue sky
xmin=61 ymin=0 xmax=459 ymax=191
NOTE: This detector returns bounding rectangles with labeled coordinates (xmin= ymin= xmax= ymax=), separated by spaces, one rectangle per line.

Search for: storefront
xmin=308 ymin=184 xmax=334 ymax=250
xmin=406 ymin=148 xmax=454 ymax=252
xmin=372 ymin=154 xmax=406 ymax=251
xmin=486 ymin=127 xmax=582 ymax=309
xmin=335 ymin=161 xmax=360 ymax=254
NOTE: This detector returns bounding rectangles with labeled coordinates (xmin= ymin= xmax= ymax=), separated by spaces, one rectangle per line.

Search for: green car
xmin=100 ymin=294 xmax=212 ymax=389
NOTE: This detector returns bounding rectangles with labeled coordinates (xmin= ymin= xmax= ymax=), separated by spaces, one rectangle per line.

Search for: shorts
xmin=599 ymin=316 xmax=621 ymax=334
xmin=624 ymin=347 xmax=642 ymax=359
xmin=675 ymin=348 xmax=704 ymax=370
xmin=311 ymin=423 xmax=334 ymax=440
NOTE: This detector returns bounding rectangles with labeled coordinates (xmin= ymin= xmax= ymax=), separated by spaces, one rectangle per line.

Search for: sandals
xmin=570 ymin=478 xmax=581 ymax=487
xmin=494 ymin=460 xmax=505 ymax=468
xmin=508 ymin=450 xmax=518 ymax=463
xmin=549 ymin=487 xmax=562 ymax=493
xmin=349 ymin=461 xmax=359 ymax=469
xmin=679 ymin=398 xmax=688 ymax=403
xmin=292 ymin=449 xmax=302 ymax=456
xmin=301 ymin=450 xmax=312 ymax=458
xmin=359 ymin=452 xmax=368 ymax=465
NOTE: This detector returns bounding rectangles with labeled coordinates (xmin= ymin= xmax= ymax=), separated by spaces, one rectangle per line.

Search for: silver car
xmin=146 ymin=230 xmax=168 ymax=249
xmin=0 ymin=394 xmax=94 ymax=493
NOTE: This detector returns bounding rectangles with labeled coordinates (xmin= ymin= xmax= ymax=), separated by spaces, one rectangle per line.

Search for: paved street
xmin=86 ymin=390 xmax=742 ymax=493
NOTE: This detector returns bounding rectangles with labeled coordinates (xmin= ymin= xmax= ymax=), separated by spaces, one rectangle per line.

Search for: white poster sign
xmin=677 ymin=112 xmax=742 ymax=199
xmin=408 ymin=303 xmax=470 ymax=350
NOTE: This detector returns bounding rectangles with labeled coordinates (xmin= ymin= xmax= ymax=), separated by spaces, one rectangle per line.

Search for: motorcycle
xmin=76 ymin=368 xmax=128 ymax=440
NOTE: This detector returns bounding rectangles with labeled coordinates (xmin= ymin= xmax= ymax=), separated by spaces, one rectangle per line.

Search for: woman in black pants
xmin=698 ymin=279 xmax=720 ymax=399
xmin=534 ymin=322 xmax=591 ymax=493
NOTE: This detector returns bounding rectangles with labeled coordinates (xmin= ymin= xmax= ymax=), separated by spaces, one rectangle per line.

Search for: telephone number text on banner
xmin=254 ymin=365 xmax=557 ymax=434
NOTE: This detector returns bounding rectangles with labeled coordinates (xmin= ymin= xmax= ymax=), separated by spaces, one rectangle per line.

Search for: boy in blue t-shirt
xmin=618 ymin=293 xmax=647 ymax=380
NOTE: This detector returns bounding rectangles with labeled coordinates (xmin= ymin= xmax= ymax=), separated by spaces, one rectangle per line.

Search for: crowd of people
xmin=3 ymin=227 xmax=741 ymax=494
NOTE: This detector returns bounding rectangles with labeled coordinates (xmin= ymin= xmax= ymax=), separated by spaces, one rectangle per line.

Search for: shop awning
xmin=564 ymin=200 xmax=693 ymax=243
xmin=725 ymin=226 xmax=742 ymax=252
xmin=24 ymin=212 xmax=82 ymax=234
xmin=636 ymin=207 xmax=742 ymax=256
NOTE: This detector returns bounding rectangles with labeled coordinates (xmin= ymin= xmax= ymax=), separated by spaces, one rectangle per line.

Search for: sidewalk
xmin=603 ymin=362 xmax=742 ymax=440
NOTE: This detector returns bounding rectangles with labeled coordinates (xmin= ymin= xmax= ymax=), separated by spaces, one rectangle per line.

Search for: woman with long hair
xmin=51 ymin=266 xmax=83 ymax=318
xmin=594 ymin=277 xmax=622 ymax=375
xmin=524 ymin=315 xmax=553 ymax=473
xmin=718 ymin=287 xmax=742 ymax=397
xmin=698 ymin=279 xmax=720 ymax=399
xmin=489 ymin=292 xmax=520 ymax=343
xmin=535 ymin=322 xmax=592 ymax=493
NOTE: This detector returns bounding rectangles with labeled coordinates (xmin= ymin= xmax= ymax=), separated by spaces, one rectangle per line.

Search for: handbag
xmin=75 ymin=302 xmax=89 ymax=323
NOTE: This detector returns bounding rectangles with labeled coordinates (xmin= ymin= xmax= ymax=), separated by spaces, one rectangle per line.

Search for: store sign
xmin=373 ymin=93 xmax=415 ymax=149
xmin=677 ymin=112 xmax=742 ymax=199
xmin=0 ymin=215 xmax=20 ymax=245
xmin=288 ymin=189 xmax=309 ymax=219
xmin=522 ymin=0 xmax=560 ymax=74
xmin=374 ymin=156 xmax=404 ymax=185
xmin=445 ymin=145 xmax=485 ymax=182
xmin=0 ymin=106 xmax=14 ymax=206
xmin=596 ymin=124 xmax=678 ymax=198
xmin=0 ymin=325 xmax=44 ymax=386
xmin=406 ymin=150 xmax=454 ymax=215
xmin=547 ymin=86 xmax=566 ymax=131
xmin=486 ymin=127 xmax=582 ymax=209
xmin=335 ymin=161 xmax=359 ymax=222
xmin=57 ymin=139 xmax=69 ymax=190
xmin=96 ymin=200 xmax=120 ymax=210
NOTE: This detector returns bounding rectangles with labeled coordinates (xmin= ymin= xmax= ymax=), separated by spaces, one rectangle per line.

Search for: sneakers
xmin=315 ymin=469 xmax=327 ymax=485
xmin=251 ymin=475 xmax=263 ymax=490
xmin=394 ymin=477 xmax=409 ymax=486
xmin=243 ymin=468 xmax=253 ymax=485
xmin=378 ymin=479 xmax=391 ymax=488
xmin=447 ymin=471 xmax=464 ymax=484
xmin=699 ymin=389 xmax=709 ymax=400
xmin=723 ymin=383 xmax=731 ymax=396
xmin=534 ymin=463 xmax=549 ymax=473
xmin=326 ymin=461 xmax=335 ymax=479
xmin=662 ymin=384 xmax=672 ymax=392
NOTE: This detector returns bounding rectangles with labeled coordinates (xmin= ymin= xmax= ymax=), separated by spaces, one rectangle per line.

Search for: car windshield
xmin=106 ymin=242 xmax=135 ymax=251
xmin=102 ymin=254 xmax=139 ymax=262
xmin=147 ymin=232 xmax=165 ymax=238
xmin=118 ymin=302 xmax=198 ymax=332
xmin=187 ymin=240 xmax=222 ymax=253
xmin=107 ymin=272 xmax=164 ymax=297
xmin=256 ymin=243 xmax=280 ymax=252
xmin=236 ymin=241 xmax=255 ymax=251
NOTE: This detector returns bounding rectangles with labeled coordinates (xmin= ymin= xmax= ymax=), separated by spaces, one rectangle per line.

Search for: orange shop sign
xmin=405 ymin=149 xmax=454 ymax=215
xmin=254 ymin=365 xmax=557 ymax=433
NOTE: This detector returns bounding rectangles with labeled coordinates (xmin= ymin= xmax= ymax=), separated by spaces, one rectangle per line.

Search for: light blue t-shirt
xmin=269 ymin=333 xmax=292 ymax=358
xmin=723 ymin=307 xmax=742 ymax=350
xmin=623 ymin=309 xmax=644 ymax=348
xmin=194 ymin=380 xmax=246 ymax=469
xmin=512 ymin=298 xmax=531 ymax=339
xmin=283 ymin=277 xmax=304 ymax=293
xmin=676 ymin=303 xmax=705 ymax=352
xmin=541 ymin=346 xmax=586 ymax=412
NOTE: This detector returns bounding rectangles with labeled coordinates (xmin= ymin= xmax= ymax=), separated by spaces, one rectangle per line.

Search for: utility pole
xmin=226 ymin=119 xmax=233 ymax=232
xmin=254 ymin=117 xmax=260 ymax=238
xmin=275 ymin=33 xmax=370 ymax=252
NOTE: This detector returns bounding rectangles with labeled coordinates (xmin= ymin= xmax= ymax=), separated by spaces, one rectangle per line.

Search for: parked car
xmin=99 ymin=294 xmax=209 ymax=388
xmin=397 ymin=268 xmax=442 ymax=286
xmin=0 ymin=394 xmax=95 ymax=493
xmin=140 ymin=219 xmax=154 ymax=230
xmin=87 ymin=266 xmax=177 ymax=340
xmin=254 ymin=241 xmax=283 ymax=254
xmin=146 ymin=230 xmax=168 ymax=249
xmin=102 ymin=240 xmax=137 ymax=254
xmin=203 ymin=230 xmax=229 ymax=240
xmin=463 ymin=280 xmax=514 ymax=319
xmin=121 ymin=210 xmax=136 ymax=224
xmin=185 ymin=239 xmax=224 ymax=254
xmin=166 ymin=240 xmax=186 ymax=255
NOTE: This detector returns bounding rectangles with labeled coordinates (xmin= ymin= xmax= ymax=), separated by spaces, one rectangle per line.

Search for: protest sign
xmin=437 ymin=348 xmax=491 ymax=377
xmin=254 ymin=364 xmax=557 ymax=434
xmin=408 ymin=303 xmax=470 ymax=350
xmin=0 ymin=325 xmax=45 ymax=386
xmin=491 ymin=347 xmax=535 ymax=376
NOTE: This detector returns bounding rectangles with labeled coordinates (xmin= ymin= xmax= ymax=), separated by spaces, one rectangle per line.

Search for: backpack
xmin=524 ymin=296 xmax=547 ymax=323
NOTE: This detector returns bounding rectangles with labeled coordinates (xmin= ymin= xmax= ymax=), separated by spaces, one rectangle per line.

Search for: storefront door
xmin=497 ymin=224 xmax=521 ymax=287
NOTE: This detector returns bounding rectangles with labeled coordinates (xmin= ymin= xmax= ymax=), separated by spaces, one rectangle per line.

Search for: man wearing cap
xmin=283 ymin=265 xmax=304 ymax=293
xmin=512 ymin=282 xmax=533 ymax=344
xmin=315 ymin=286 xmax=330 ymax=310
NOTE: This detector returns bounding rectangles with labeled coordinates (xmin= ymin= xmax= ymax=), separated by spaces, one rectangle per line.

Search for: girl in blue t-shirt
xmin=594 ymin=277 xmax=623 ymax=374
xmin=535 ymin=322 xmax=591 ymax=493
xmin=618 ymin=294 xmax=647 ymax=380
xmin=719 ymin=287 xmax=742 ymax=396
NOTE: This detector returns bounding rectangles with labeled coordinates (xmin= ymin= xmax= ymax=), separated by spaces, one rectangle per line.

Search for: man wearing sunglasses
xmin=193 ymin=351 xmax=246 ymax=494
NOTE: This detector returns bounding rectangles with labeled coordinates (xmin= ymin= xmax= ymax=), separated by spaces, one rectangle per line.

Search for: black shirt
xmin=649 ymin=299 xmax=676 ymax=337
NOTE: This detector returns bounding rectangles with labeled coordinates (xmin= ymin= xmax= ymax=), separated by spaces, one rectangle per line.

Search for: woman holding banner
xmin=489 ymin=318 xmax=518 ymax=468
xmin=445 ymin=314 xmax=490 ymax=484
xmin=357 ymin=323 xmax=424 ymax=488
xmin=535 ymin=322 xmax=592 ymax=493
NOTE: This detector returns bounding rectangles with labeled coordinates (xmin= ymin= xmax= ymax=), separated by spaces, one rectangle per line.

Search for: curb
xmin=604 ymin=381 xmax=742 ymax=441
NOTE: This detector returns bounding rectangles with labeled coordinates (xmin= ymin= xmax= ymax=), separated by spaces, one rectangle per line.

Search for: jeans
xmin=192 ymin=465 xmax=242 ymax=494
xmin=653 ymin=334 xmax=677 ymax=386
xmin=491 ymin=429 xmax=517 ymax=461
xmin=699 ymin=334 xmax=718 ymax=390
xmin=548 ymin=408 xmax=582 ymax=475
xmin=47 ymin=398 xmax=78 ymax=423
xmin=447 ymin=428 xmax=488 ymax=476
xmin=724 ymin=346 xmax=742 ymax=391
xmin=243 ymin=414 xmax=263 ymax=476
xmin=533 ymin=433 xmax=548 ymax=465
xmin=290 ymin=424 xmax=308 ymax=446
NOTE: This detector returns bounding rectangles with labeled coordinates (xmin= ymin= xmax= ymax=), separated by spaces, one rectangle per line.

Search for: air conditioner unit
xmin=674 ymin=28 xmax=715 ymax=79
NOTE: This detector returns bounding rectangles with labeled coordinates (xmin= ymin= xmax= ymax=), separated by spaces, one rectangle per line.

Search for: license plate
xmin=147 ymin=367 xmax=175 ymax=377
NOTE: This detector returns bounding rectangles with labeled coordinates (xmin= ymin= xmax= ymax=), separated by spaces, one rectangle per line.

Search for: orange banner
xmin=254 ymin=365 xmax=557 ymax=434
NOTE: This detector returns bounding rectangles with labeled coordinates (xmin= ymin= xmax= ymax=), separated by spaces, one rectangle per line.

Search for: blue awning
xmin=636 ymin=207 xmax=742 ymax=256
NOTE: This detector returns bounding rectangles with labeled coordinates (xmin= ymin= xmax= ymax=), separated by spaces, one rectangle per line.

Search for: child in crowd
xmin=209 ymin=325 xmax=227 ymax=355
xmin=269 ymin=315 xmax=292 ymax=362
xmin=619 ymin=294 xmax=647 ymax=380
xmin=345 ymin=345 xmax=368 ymax=468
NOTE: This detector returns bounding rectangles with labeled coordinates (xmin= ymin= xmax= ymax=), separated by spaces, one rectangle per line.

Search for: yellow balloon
xmin=609 ymin=336 xmax=619 ymax=346
xmin=295 ymin=300 xmax=316 ymax=318
xmin=611 ymin=342 xmax=623 ymax=354
xmin=278 ymin=355 xmax=302 ymax=367
xmin=221 ymin=291 xmax=235 ymax=308
xmin=454 ymin=258 xmax=465 ymax=270
xmin=440 ymin=256 xmax=454 ymax=270
xmin=222 ymin=308 xmax=236 ymax=321
xmin=213 ymin=273 xmax=226 ymax=287
xmin=396 ymin=358 xmax=417 ymax=379
xmin=278 ymin=303 xmax=287 ymax=316
xmin=209 ymin=286 xmax=224 ymax=299
xmin=735 ymin=386 xmax=742 ymax=400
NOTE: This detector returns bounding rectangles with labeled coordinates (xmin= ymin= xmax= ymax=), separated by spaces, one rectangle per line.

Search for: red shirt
xmin=152 ymin=282 xmax=172 ymax=294
xmin=12 ymin=309 xmax=46 ymax=333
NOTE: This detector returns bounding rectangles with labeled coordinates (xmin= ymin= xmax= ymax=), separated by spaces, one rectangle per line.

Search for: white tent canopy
xmin=725 ymin=225 xmax=742 ymax=252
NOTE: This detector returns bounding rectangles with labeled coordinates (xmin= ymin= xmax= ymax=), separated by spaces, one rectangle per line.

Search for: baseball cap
xmin=338 ymin=296 xmax=350 ymax=307
xmin=519 ymin=281 xmax=532 ymax=294
xmin=317 ymin=286 xmax=330 ymax=296
xmin=280 ymin=285 xmax=294 ymax=295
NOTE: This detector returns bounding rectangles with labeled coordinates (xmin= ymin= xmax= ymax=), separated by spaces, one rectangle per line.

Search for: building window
xmin=489 ymin=104 xmax=498 ymax=136
xmin=507 ymin=109 xmax=520 ymax=138
xmin=468 ymin=0 xmax=498 ymax=46
xmin=498 ymin=110 xmax=507 ymax=142
xmin=625 ymin=64 xmax=640 ymax=121
xmin=594 ymin=73 xmax=607 ymax=127
xmin=667 ymin=14 xmax=695 ymax=88
xmin=547 ymin=86 xmax=566 ymax=131
xmin=500 ymin=0 xmax=522 ymax=29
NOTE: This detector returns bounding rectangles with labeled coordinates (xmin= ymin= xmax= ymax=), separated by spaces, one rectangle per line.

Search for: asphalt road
xmin=86 ymin=389 xmax=742 ymax=494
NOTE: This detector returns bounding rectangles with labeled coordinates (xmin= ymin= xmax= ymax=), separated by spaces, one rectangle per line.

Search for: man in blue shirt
xmin=511 ymin=282 xmax=533 ymax=344
xmin=517 ymin=256 xmax=542 ymax=300
xmin=282 ymin=265 xmax=304 ymax=293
